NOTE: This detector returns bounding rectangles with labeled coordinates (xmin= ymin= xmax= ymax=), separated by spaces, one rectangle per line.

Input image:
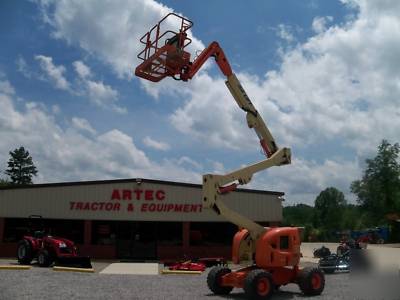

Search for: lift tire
xmin=38 ymin=249 xmax=52 ymax=267
xmin=297 ymin=267 xmax=325 ymax=296
xmin=17 ymin=240 xmax=33 ymax=265
xmin=207 ymin=266 xmax=233 ymax=295
xmin=323 ymin=269 xmax=335 ymax=274
xmin=244 ymin=269 xmax=274 ymax=300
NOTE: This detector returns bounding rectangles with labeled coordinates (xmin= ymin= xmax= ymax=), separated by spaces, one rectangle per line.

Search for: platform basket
xmin=135 ymin=13 xmax=193 ymax=82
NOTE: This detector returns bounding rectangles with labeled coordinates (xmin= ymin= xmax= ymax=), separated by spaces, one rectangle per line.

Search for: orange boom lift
xmin=135 ymin=13 xmax=324 ymax=299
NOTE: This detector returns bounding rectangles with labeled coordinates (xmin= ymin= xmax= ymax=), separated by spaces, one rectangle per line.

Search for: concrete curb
xmin=53 ymin=266 xmax=95 ymax=273
xmin=161 ymin=269 xmax=202 ymax=275
xmin=0 ymin=265 xmax=31 ymax=270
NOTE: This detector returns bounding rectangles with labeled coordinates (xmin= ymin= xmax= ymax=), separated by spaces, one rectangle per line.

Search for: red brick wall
xmin=0 ymin=218 xmax=4 ymax=243
xmin=0 ymin=243 xmax=17 ymax=257
xmin=78 ymin=244 xmax=116 ymax=259
xmin=0 ymin=242 xmax=231 ymax=260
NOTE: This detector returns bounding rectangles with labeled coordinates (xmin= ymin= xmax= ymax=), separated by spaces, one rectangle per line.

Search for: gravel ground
xmin=0 ymin=260 xmax=399 ymax=300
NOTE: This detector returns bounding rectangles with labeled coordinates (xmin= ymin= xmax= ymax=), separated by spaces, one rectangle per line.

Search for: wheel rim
xmin=257 ymin=278 xmax=270 ymax=296
xmin=18 ymin=246 xmax=26 ymax=259
xmin=311 ymin=273 xmax=322 ymax=290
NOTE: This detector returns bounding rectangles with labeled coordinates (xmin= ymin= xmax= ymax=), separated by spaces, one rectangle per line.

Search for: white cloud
xmin=71 ymin=117 xmax=96 ymax=135
xmin=312 ymin=16 xmax=333 ymax=33
xmin=33 ymin=57 xmax=125 ymax=113
xmin=0 ymin=79 xmax=200 ymax=184
xmin=35 ymin=55 xmax=70 ymax=90
xmin=158 ymin=0 xmax=400 ymax=202
xmin=86 ymin=80 xmax=124 ymax=113
xmin=16 ymin=56 xmax=32 ymax=78
xmin=0 ymin=80 xmax=15 ymax=95
xmin=52 ymin=104 xmax=61 ymax=114
xmin=72 ymin=60 xmax=126 ymax=113
xmin=251 ymin=158 xmax=361 ymax=205
xmin=169 ymin=0 xmax=400 ymax=158
xmin=176 ymin=156 xmax=202 ymax=170
xmin=276 ymin=24 xmax=295 ymax=43
xmin=211 ymin=161 xmax=225 ymax=174
xmin=169 ymin=73 xmax=254 ymax=150
xmin=34 ymin=0 xmax=400 ymax=204
xmin=143 ymin=136 xmax=170 ymax=151
xmin=73 ymin=60 xmax=91 ymax=79
xmin=37 ymin=0 xmax=205 ymax=79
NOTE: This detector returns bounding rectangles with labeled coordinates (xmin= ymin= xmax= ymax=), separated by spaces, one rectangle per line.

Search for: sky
xmin=0 ymin=0 xmax=399 ymax=205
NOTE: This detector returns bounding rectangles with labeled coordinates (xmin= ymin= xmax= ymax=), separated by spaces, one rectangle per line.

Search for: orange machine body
xmin=228 ymin=227 xmax=302 ymax=289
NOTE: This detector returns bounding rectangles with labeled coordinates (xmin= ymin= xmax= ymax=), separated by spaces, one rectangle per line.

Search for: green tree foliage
xmin=282 ymin=204 xmax=314 ymax=226
xmin=351 ymin=140 xmax=400 ymax=224
xmin=5 ymin=146 xmax=38 ymax=185
xmin=0 ymin=178 xmax=10 ymax=187
xmin=341 ymin=204 xmax=368 ymax=230
xmin=282 ymin=203 xmax=315 ymax=242
xmin=314 ymin=187 xmax=347 ymax=239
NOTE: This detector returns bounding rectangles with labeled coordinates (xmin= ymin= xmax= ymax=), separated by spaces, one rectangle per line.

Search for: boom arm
xmin=180 ymin=41 xmax=291 ymax=240
xmin=182 ymin=42 xmax=278 ymax=158
xmin=135 ymin=16 xmax=291 ymax=244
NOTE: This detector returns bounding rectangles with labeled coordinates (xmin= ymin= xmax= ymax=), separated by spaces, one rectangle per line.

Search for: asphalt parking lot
xmin=1 ymin=259 xmax=399 ymax=300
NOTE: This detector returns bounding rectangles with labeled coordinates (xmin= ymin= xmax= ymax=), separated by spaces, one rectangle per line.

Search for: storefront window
xmin=92 ymin=221 xmax=117 ymax=245
xmin=3 ymin=218 xmax=84 ymax=244
xmin=157 ymin=222 xmax=182 ymax=246
xmin=3 ymin=218 xmax=30 ymax=243
xmin=190 ymin=222 xmax=237 ymax=246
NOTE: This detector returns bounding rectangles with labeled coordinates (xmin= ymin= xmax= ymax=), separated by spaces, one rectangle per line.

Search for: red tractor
xmin=135 ymin=13 xmax=325 ymax=299
xmin=17 ymin=216 xmax=92 ymax=268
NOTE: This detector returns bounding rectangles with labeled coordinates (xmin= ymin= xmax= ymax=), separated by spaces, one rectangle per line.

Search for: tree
xmin=283 ymin=204 xmax=314 ymax=226
xmin=351 ymin=140 xmax=400 ymax=224
xmin=5 ymin=146 xmax=38 ymax=185
xmin=314 ymin=187 xmax=347 ymax=239
xmin=0 ymin=178 xmax=9 ymax=187
xmin=282 ymin=203 xmax=316 ymax=242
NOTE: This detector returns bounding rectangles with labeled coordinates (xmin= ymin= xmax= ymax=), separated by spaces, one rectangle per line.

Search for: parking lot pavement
xmin=0 ymin=258 xmax=115 ymax=273
xmin=0 ymin=260 xmax=399 ymax=300
xmin=1 ymin=252 xmax=400 ymax=300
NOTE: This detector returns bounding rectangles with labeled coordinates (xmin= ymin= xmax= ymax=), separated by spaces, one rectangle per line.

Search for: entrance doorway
xmin=116 ymin=221 xmax=157 ymax=260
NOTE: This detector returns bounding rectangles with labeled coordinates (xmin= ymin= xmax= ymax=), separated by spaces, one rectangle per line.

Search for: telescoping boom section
xmin=135 ymin=12 xmax=291 ymax=252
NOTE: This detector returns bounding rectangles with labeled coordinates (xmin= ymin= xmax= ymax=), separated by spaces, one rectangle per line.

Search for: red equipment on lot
xmin=197 ymin=257 xmax=227 ymax=267
xmin=16 ymin=215 xmax=92 ymax=269
xmin=168 ymin=260 xmax=206 ymax=272
xmin=164 ymin=256 xmax=226 ymax=272
xmin=135 ymin=13 xmax=324 ymax=299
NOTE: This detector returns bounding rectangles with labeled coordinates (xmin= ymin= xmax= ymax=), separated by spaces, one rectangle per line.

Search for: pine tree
xmin=5 ymin=146 xmax=38 ymax=184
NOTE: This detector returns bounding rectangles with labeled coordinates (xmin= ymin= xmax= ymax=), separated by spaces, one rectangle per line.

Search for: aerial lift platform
xmin=135 ymin=13 xmax=324 ymax=299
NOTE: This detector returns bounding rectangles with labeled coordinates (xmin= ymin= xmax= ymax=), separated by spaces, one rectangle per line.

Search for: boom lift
xmin=135 ymin=13 xmax=324 ymax=299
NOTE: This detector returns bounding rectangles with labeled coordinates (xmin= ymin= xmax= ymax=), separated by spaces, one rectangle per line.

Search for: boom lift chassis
xmin=135 ymin=13 xmax=324 ymax=300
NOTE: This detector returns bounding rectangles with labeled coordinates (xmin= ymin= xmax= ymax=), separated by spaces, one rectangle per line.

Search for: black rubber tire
xmin=207 ymin=266 xmax=233 ymax=295
xmin=38 ymin=249 xmax=52 ymax=267
xmin=297 ymin=267 xmax=325 ymax=296
xmin=322 ymin=268 xmax=335 ymax=274
xmin=244 ymin=269 xmax=274 ymax=300
xmin=17 ymin=240 xmax=33 ymax=265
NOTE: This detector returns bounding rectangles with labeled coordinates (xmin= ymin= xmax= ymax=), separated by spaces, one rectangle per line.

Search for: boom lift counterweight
xmin=135 ymin=13 xmax=324 ymax=300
